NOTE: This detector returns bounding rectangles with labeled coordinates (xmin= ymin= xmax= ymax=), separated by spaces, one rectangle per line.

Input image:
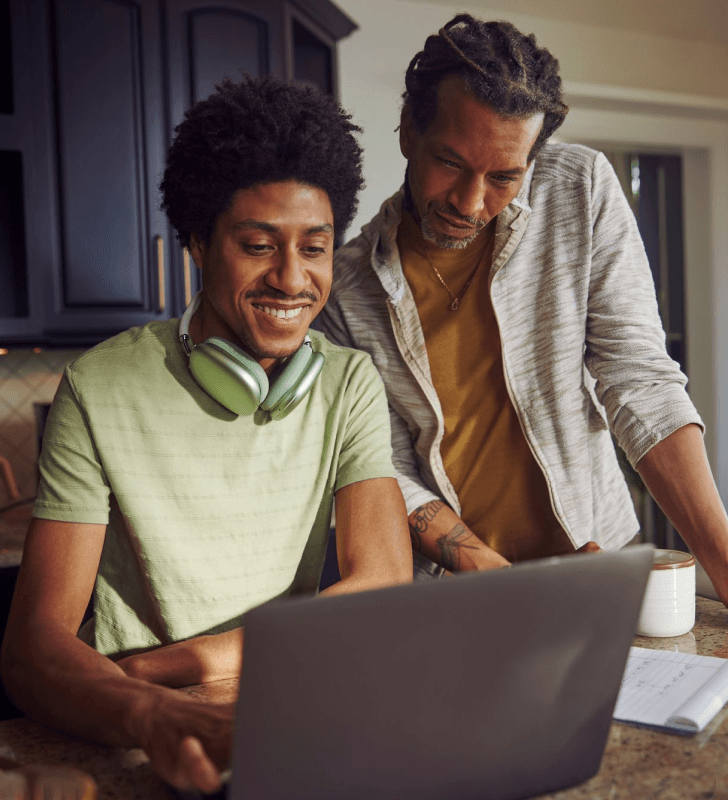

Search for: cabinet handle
xmin=155 ymin=236 xmax=166 ymax=312
xmin=183 ymin=248 xmax=192 ymax=307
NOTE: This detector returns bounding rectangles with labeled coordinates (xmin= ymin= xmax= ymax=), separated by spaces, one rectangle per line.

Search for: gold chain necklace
xmin=423 ymin=226 xmax=492 ymax=311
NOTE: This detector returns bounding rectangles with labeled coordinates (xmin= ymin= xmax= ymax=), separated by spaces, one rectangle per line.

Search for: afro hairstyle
xmin=161 ymin=74 xmax=363 ymax=248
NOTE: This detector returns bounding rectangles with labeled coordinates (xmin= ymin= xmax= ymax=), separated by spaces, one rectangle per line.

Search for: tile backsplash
xmin=0 ymin=349 xmax=85 ymax=504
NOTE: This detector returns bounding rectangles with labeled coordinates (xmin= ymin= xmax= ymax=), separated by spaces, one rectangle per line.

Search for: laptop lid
xmin=230 ymin=545 xmax=654 ymax=800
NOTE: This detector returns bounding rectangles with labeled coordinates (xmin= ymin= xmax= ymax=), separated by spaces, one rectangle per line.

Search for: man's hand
xmin=574 ymin=541 xmax=602 ymax=554
xmin=408 ymin=501 xmax=510 ymax=572
xmin=128 ymin=692 xmax=234 ymax=792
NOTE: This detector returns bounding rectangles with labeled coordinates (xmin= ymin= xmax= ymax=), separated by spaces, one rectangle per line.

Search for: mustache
xmin=428 ymin=201 xmax=486 ymax=228
xmin=246 ymin=288 xmax=318 ymax=303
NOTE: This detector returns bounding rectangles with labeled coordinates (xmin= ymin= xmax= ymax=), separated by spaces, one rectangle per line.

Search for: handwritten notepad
xmin=613 ymin=647 xmax=728 ymax=732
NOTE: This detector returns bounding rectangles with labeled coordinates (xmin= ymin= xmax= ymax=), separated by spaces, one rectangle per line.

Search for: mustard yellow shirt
xmin=398 ymin=210 xmax=572 ymax=562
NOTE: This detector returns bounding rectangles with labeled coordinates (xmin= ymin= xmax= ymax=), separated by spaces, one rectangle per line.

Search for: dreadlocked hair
xmin=161 ymin=74 xmax=364 ymax=248
xmin=403 ymin=14 xmax=568 ymax=160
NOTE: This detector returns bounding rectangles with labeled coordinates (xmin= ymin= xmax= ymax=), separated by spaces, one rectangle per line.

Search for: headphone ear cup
xmin=189 ymin=337 xmax=269 ymax=416
xmin=260 ymin=343 xmax=313 ymax=412
xmin=264 ymin=351 xmax=325 ymax=421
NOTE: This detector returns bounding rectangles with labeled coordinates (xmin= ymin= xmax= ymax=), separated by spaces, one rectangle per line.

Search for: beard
xmin=420 ymin=205 xmax=486 ymax=250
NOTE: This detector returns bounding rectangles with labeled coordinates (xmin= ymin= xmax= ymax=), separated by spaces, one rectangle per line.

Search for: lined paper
xmin=613 ymin=647 xmax=728 ymax=731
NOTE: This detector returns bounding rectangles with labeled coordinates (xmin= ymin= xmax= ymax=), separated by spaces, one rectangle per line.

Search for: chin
xmin=245 ymin=334 xmax=307 ymax=362
xmin=421 ymin=219 xmax=480 ymax=250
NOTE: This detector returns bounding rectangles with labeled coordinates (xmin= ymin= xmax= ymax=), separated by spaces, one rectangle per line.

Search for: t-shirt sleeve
xmin=33 ymin=369 xmax=111 ymax=524
xmin=333 ymin=354 xmax=396 ymax=492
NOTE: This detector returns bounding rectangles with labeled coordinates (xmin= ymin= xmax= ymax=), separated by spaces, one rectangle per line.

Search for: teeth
xmin=258 ymin=305 xmax=303 ymax=319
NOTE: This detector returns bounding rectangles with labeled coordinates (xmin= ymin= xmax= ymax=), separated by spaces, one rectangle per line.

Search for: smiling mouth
xmin=253 ymin=304 xmax=306 ymax=320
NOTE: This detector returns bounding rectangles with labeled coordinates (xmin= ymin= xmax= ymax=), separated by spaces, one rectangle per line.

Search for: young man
xmin=319 ymin=14 xmax=728 ymax=596
xmin=1 ymin=76 xmax=412 ymax=793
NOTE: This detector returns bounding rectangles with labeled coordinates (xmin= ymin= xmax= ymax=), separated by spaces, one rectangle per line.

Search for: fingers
xmin=162 ymin=736 xmax=221 ymax=794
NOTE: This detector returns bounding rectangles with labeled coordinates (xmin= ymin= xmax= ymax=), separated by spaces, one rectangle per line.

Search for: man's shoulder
xmin=309 ymin=328 xmax=374 ymax=369
xmin=533 ymin=141 xmax=602 ymax=183
xmin=309 ymin=328 xmax=384 ymax=394
xmin=65 ymin=320 xmax=178 ymax=386
xmin=530 ymin=142 xmax=624 ymax=214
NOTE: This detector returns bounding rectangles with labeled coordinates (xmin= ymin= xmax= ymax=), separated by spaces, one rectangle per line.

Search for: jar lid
xmin=652 ymin=549 xmax=695 ymax=570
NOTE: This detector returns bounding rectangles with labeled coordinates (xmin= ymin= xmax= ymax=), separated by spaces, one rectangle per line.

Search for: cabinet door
xmin=0 ymin=0 xmax=46 ymax=342
xmin=38 ymin=0 xmax=171 ymax=340
xmin=165 ymin=0 xmax=287 ymax=312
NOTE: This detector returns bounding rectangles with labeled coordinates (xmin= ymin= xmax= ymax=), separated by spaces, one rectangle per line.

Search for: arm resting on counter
xmin=406 ymin=501 xmax=601 ymax=572
xmin=636 ymin=423 xmax=728 ymax=607
xmin=0 ymin=518 xmax=229 ymax=794
xmin=407 ymin=500 xmax=510 ymax=572
xmin=117 ymin=628 xmax=244 ymax=688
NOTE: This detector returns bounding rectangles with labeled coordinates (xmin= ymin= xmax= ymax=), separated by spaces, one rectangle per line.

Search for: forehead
xmin=222 ymin=181 xmax=334 ymax=228
xmin=423 ymin=77 xmax=543 ymax=166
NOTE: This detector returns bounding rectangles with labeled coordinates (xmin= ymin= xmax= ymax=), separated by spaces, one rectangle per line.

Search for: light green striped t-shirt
xmin=34 ymin=320 xmax=395 ymax=657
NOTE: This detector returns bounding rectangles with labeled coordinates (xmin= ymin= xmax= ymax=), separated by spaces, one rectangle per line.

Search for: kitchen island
xmin=1 ymin=597 xmax=727 ymax=799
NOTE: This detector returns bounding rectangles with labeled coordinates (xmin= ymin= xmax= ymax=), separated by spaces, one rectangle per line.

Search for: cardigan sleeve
xmin=584 ymin=152 xmax=703 ymax=468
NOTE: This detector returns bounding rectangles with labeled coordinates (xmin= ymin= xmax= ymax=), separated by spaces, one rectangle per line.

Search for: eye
xmin=437 ymin=156 xmax=459 ymax=168
xmin=244 ymin=243 xmax=274 ymax=254
xmin=302 ymin=246 xmax=328 ymax=256
xmin=492 ymin=174 xmax=517 ymax=185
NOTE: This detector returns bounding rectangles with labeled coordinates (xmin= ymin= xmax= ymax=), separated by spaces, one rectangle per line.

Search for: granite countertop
xmin=542 ymin=596 xmax=728 ymax=799
xmin=0 ymin=680 xmax=237 ymax=799
xmin=0 ymin=598 xmax=727 ymax=799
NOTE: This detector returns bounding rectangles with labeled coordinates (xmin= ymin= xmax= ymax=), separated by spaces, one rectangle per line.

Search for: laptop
xmin=217 ymin=544 xmax=653 ymax=800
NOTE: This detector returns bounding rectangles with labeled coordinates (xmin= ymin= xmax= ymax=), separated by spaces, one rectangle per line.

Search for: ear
xmin=188 ymin=232 xmax=206 ymax=270
xmin=399 ymin=104 xmax=415 ymax=160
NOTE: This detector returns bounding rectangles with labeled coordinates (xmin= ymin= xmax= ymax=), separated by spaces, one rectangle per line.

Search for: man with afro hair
xmin=321 ymin=14 xmax=728 ymax=601
xmin=1 ymin=75 xmax=412 ymax=793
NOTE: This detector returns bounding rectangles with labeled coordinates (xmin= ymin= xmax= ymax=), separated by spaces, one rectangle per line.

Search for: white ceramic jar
xmin=636 ymin=549 xmax=696 ymax=638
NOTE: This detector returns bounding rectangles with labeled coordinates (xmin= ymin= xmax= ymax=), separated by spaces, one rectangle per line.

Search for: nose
xmin=447 ymin=173 xmax=486 ymax=220
xmin=265 ymin=246 xmax=308 ymax=297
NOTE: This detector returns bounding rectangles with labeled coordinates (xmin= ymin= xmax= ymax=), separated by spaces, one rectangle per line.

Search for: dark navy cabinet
xmin=39 ymin=0 xmax=170 ymax=342
xmin=0 ymin=0 xmax=47 ymax=342
xmin=0 ymin=0 xmax=356 ymax=346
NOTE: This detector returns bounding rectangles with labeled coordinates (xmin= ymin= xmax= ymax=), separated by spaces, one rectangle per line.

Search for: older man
xmin=319 ymin=13 xmax=728 ymax=599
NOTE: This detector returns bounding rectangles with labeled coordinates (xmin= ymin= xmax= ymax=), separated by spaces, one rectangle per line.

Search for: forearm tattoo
xmin=436 ymin=524 xmax=479 ymax=572
xmin=408 ymin=500 xmax=445 ymax=552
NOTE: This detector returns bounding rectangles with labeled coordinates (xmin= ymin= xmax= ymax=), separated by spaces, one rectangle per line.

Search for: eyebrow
xmin=233 ymin=220 xmax=334 ymax=235
xmin=440 ymin=144 xmax=527 ymax=175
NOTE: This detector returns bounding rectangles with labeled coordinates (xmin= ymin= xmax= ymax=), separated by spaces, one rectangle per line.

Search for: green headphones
xmin=179 ymin=292 xmax=325 ymax=420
